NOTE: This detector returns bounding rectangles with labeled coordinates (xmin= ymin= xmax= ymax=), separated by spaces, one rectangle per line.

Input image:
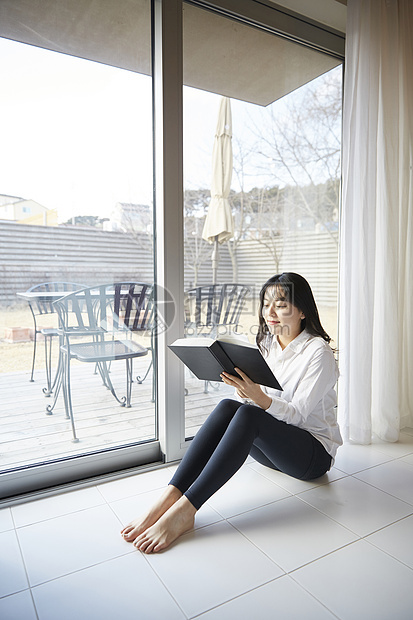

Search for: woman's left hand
xmin=221 ymin=368 xmax=272 ymax=410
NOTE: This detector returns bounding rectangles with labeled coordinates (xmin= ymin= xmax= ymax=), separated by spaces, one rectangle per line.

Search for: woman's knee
xmin=230 ymin=404 xmax=261 ymax=433
xmin=209 ymin=398 xmax=241 ymax=424
xmin=214 ymin=398 xmax=241 ymax=414
xmin=220 ymin=398 xmax=240 ymax=409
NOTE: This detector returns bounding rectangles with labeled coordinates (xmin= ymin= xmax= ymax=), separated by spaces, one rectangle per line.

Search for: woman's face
xmin=262 ymin=286 xmax=304 ymax=342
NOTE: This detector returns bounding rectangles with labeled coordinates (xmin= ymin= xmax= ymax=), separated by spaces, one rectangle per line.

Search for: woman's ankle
xmin=165 ymin=484 xmax=183 ymax=500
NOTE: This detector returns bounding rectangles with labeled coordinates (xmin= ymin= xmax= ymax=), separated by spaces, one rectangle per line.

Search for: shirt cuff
xmin=266 ymin=395 xmax=291 ymax=418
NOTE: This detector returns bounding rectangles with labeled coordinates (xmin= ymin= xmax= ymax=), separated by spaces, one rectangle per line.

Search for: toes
xmin=152 ymin=541 xmax=166 ymax=554
xmin=132 ymin=529 xmax=160 ymax=554
xmin=133 ymin=533 xmax=146 ymax=549
xmin=142 ymin=537 xmax=162 ymax=554
xmin=143 ymin=542 xmax=153 ymax=553
xmin=121 ymin=523 xmax=134 ymax=534
xmin=135 ymin=536 xmax=151 ymax=553
xmin=136 ymin=531 xmax=166 ymax=554
xmin=146 ymin=536 xmax=164 ymax=554
xmin=121 ymin=526 xmax=136 ymax=541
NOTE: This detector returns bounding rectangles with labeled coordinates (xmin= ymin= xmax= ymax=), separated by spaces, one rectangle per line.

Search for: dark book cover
xmin=168 ymin=337 xmax=282 ymax=390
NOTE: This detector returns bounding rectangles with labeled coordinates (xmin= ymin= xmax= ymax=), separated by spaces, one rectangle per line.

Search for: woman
xmin=121 ymin=272 xmax=342 ymax=553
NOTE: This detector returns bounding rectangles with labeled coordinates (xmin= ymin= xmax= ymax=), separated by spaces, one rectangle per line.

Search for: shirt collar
xmin=277 ymin=329 xmax=312 ymax=354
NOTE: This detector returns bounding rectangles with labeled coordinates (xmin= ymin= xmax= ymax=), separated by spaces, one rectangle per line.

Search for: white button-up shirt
xmin=236 ymin=329 xmax=342 ymax=459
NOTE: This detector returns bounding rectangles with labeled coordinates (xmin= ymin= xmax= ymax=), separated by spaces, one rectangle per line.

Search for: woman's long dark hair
xmin=256 ymin=272 xmax=332 ymax=354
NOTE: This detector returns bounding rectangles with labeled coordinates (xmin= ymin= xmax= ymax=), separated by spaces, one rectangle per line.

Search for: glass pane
xmin=183 ymin=6 xmax=342 ymax=438
xmin=0 ymin=2 xmax=155 ymax=474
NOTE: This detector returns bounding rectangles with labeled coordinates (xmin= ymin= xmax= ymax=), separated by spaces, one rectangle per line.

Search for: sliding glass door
xmin=0 ymin=0 xmax=158 ymax=498
xmin=182 ymin=2 xmax=343 ymax=437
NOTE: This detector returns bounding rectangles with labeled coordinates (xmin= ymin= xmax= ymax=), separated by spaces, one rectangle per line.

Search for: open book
xmin=168 ymin=334 xmax=282 ymax=390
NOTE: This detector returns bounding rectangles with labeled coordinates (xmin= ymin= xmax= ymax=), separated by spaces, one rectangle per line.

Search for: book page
xmin=169 ymin=337 xmax=215 ymax=347
xmin=217 ymin=333 xmax=257 ymax=348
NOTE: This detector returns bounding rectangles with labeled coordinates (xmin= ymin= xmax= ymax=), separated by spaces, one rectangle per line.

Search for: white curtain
xmin=338 ymin=0 xmax=413 ymax=444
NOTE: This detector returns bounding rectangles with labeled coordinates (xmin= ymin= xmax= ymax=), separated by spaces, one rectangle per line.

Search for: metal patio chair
xmin=53 ymin=282 xmax=153 ymax=442
xmin=26 ymin=281 xmax=86 ymax=394
xmin=184 ymin=283 xmax=251 ymax=392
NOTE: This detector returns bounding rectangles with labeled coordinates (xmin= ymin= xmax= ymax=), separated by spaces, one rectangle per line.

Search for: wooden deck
xmin=0 ymin=356 xmax=233 ymax=472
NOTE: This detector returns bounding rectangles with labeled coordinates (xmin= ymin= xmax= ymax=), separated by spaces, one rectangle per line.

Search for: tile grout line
xmin=294 ymin=472 xmax=413 ymax=532
xmin=11 ymin=519 xmax=40 ymax=620
xmin=287 ymin=571 xmax=343 ymax=620
xmin=138 ymin=552 xmax=192 ymax=620
xmin=187 ymin=575 xmax=287 ymax=620
xmin=3 ymin=441 xmax=413 ymax=618
xmin=227 ymin=509 xmax=362 ymax=579
xmin=362 ymin=521 xmax=413 ymax=572
xmin=350 ymin=468 xmax=413 ymax=508
xmin=27 ymin=549 xmax=136 ymax=592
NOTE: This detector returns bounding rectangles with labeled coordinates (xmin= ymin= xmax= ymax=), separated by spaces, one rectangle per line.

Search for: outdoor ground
xmin=0 ymin=301 xmax=338 ymax=374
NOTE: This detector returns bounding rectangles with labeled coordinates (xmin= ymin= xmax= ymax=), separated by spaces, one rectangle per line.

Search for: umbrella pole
xmin=212 ymin=236 xmax=219 ymax=284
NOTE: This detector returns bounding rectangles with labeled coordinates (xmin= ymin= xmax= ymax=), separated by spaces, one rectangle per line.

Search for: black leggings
xmin=169 ymin=398 xmax=332 ymax=510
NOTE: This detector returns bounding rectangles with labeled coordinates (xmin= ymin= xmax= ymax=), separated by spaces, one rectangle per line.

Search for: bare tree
xmin=230 ymin=134 xmax=288 ymax=276
xmin=103 ymin=203 xmax=154 ymax=266
xmin=250 ymin=69 xmax=342 ymax=245
xmin=184 ymin=189 xmax=212 ymax=286
xmin=228 ymin=137 xmax=264 ymax=280
xmin=182 ymin=69 xmax=342 ymax=285
xmin=252 ymin=185 xmax=285 ymax=273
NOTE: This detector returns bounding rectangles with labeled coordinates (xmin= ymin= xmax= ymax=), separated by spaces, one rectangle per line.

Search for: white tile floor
xmin=1 ymin=430 xmax=413 ymax=620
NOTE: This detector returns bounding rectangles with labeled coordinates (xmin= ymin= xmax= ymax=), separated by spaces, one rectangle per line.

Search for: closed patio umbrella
xmin=202 ymin=96 xmax=234 ymax=283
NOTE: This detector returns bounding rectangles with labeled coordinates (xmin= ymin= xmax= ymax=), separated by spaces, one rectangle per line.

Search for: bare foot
xmin=133 ymin=495 xmax=196 ymax=554
xmin=121 ymin=485 xmax=182 ymax=542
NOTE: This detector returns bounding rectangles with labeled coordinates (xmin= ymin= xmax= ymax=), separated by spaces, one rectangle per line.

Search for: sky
xmin=1 ymin=38 xmax=154 ymax=222
xmin=0 ymin=37 xmax=341 ymax=223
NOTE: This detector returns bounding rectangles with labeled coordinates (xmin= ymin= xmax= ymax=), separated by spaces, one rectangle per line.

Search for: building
xmin=104 ymin=202 xmax=152 ymax=233
xmin=0 ymin=194 xmax=56 ymax=225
